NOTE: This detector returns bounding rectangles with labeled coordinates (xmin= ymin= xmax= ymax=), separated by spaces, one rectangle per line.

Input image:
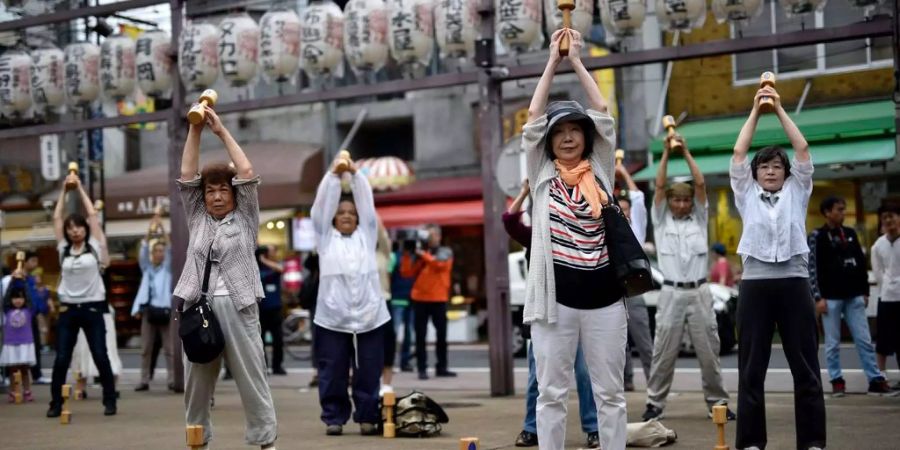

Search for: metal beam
xmin=0 ymin=0 xmax=166 ymax=33
xmin=0 ymin=18 xmax=891 ymax=140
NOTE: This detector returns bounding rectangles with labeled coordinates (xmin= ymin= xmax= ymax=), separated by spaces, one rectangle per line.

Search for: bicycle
xmin=281 ymin=307 xmax=313 ymax=361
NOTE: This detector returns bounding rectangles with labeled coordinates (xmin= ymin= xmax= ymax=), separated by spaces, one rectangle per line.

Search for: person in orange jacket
xmin=400 ymin=224 xmax=457 ymax=379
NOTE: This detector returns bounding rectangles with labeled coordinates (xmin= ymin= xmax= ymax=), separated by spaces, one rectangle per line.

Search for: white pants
xmin=532 ymin=301 xmax=628 ymax=450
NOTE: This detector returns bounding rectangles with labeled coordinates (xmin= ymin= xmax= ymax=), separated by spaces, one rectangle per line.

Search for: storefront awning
xmin=633 ymin=137 xmax=897 ymax=181
xmin=377 ymin=200 xmax=484 ymax=228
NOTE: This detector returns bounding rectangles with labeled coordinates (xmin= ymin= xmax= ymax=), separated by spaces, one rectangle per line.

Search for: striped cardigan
xmin=522 ymin=109 xmax=616 ymax=324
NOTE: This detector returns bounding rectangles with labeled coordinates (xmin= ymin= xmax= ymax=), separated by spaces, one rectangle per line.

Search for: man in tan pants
xmin=131 ymin=230 xmax=174 ymax=392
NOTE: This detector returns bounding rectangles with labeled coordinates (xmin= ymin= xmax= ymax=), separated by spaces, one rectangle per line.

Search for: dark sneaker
xmin=326 ymin=424 xmax=343 ymax=436
xmin=418 ymin=372 xmax=429 ymax=380
xmin=892 ymin=381 xmax=900 ymax=391
xmin=360 ymin=423 xmax=379 ymax=436
xmin=400 ymin=365 xmax=413 ymax=372
xmin=308 ymin=375 xmax=319 ymax=388
xmin=134 ymin=383 xmax=150 ymax=392
xmin=624 ymin=380 xmax=635 ymax=392
xmin=435 ymin=370 xmax=457 ymax=377
xmin=586 ymin=431 xmax=600 ymax=448
xmin=46 ymin=404 xmax=62 ymax=418
xmin=103 ymin=403 xmax=117 ymax=416
xmin=868 ymin=378 xmax=900 ymax=397
xmin=272 ymin=368 xmax=288 ymax=376
xmin=642 ymin=404 xmax=664 ymax=421
xmin=514 ymin=430 xmax=538 ymax=447
xmin=831 ymin=377 xmax=846 ymax=398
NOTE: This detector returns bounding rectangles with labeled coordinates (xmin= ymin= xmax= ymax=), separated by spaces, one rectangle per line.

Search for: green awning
xmin=648 ymin=100 xmax=896 ymax=156
xmin=633 ymin=137 xmax=897 ymax=181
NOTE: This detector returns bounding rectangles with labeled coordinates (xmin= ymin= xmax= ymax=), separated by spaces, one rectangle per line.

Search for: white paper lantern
xmin=600 ymin=0 xmax=646 ymax=37
xmin=777 ymin=0 xmax=827 ymax=16
xmin=357 ymin=156 xmax=414 ymax=191
xmin=135 ymin=30 xmax=173 ymax=97
xmin=496 ymin=0 xmax=543 ymax=52
xmin=259 ymin=8 xmax=302 ymax=83
xmin=656 ymin=0 xmax=707 ymax=31
xmin=846 ymin=0 xmax=885 ymax=9
xmin=64 ymin=42 xmax=101 ymax=107
xmin=100 ymin=34 xmax=136 ymax=100
xmin=344 ymin=0 xmax=390 ymax=73
xmin=219 ymin=12 xmax=260 ymax=86
xmin=30 ymin=45 xmax=65 ymax=109
xmin=0 ymin=50 xmax=33 ymax=115
xmin=711 ymin=0 xmax=764 ymax=23
xmin=544 ymin=0 xmax=593 ymax=37
xmin=300 ymin=1 xmax=345 ymax=78
xmin=387 ymin=0 xmax=435 ymax=67
xmin=179 ymin=21 xmax=219 ymax=92
xmin=436 ymin=0 xmax=481 ymax=59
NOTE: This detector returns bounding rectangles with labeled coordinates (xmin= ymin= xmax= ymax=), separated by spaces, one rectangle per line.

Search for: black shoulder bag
xmin=601 ymin=195 xmax=654 ymax=297
xmin=177 ymin=246 xmax=225 ymax=364
xmin=143 ymin=270 xmax=171 ymax=325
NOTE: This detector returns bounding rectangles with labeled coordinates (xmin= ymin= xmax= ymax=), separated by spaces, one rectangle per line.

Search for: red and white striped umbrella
xmin=356 ymin=156 xmax=414 ymax=191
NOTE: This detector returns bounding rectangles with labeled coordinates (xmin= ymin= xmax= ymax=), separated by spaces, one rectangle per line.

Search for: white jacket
xmin=310 ymin=172 xmax=390 ymax=334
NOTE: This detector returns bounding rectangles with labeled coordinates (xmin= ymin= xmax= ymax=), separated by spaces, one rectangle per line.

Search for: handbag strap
xmin=199 ymin=244 xmax=214 ymax=301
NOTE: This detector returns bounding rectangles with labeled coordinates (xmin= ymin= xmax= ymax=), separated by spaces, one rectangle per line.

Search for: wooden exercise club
xmin=459 ymin=437 xmax=480 ymax=450
xmin=758 ymin=71 xmax=776 ymax=113
xmin=64 ymin=162 xmax=79 ymax=191
xmin=186 ymin=425 xmax=204 ymax=450
xmin=60 ymin=384 xmax=72 ymax=424
xmin=712 ymin=404 xmax=729 ymax=450
xmin=9 ymin=251 xmax=27 ymax=404
xmin=661 ymin=115 xmax=684 ymax=154
xmin=187 ymin=89 xmax=218 ymax=125
xmin=557 ymin=0 xmax=575 ymax=56
xmin=382 ymin=391 xmax=396 ymax=438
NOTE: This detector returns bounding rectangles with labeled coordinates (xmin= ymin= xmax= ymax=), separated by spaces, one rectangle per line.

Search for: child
xmin=1 ymin=285 xmax=37 ymax=402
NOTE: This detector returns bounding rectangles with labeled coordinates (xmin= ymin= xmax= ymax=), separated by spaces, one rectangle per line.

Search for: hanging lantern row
xmin=600 ymin=0 xmax=646 ymax=37
xmin=218 ymin=12 xmax=260 ymax=86
xmin=136 ymin=30 xmax=173 ymax=97
xmin=387 ymin=0 xmax=435 ymax=67
xmin=711 ymin=0 xmax=764 ymax=24
xmin=344 ymin=0 xmax=390 ymax=75
xmin=100 ymin=34 xmax=137 ymax=100
xmin=31 ymin=46 xmax=65 ymax=110
xmin=259 ymin=8 xmax=302 ymax=83
xmin=64 ymin=42 xmax=101 ymax=107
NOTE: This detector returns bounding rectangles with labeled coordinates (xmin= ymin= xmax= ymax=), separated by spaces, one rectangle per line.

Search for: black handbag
xmin=602 ymin=196 xmax=654 ymax=297
xmin=177 ymin=247 xmax=224 ymax=364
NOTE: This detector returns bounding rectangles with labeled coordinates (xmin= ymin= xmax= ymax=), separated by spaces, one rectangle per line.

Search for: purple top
xmin=502 ymin=211 xmax=532 ymax=248
xmin=3 ymin=309 xmax=34 ymax=345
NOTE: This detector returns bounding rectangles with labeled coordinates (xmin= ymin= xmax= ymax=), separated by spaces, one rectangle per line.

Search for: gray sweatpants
xmin=646 ymin=285 xmax=729 ymax=410
xmin=623 ymin=295 xmax=653 ymax=383
xmin=184 ymin=297 xmax=277 ymax=446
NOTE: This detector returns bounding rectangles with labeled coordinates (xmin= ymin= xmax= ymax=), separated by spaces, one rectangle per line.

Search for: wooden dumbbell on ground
xmin=12 ymin=371 xmax=23 ymax=404
xmin=61 ymin=384 xmax=72 ymax=424
xmin=712 ymin=404 xmax=729 ymax=450
xmin=557 ymin=0 xmax=576 ymax=56
xmin=662 ymin=115 xmax=684 ymax=154
xmin=460 ymin=437 xmax=479 ymax=450
xmin=758 ymin=71 xmax=776 ymax=113
xmin=187 ymin=89 xmax=218 ymax=125
xmin=382 ymin=391 xmax=396 ymax=438
xmin=186 ymin=425 xmax=205 ymax=450
xmin=74 ymin=371 xmax=86 ymax=400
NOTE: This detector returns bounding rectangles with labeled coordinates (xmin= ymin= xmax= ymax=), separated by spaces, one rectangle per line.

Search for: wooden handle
xmin=615 ymin=149 xmax=625 ymax=164
xmin=186 ymin=425 xmax=205 ymax=448
xmin=187 ymin=100 xmax=209 ymax=125
xmin=460 ymin=437 xmax=480 ymax=450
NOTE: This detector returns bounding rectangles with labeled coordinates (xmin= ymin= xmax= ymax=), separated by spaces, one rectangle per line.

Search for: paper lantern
xmin=496 ymin=0 xmax=543 ymax=52
xmin=656 ymin=0 xmax=707 ymax=32
xmin=31 ymin=46 xmax=65 ymax=110
xmin=845 ymin=0 xmax=885 ymax=9
xmin=435 ymin=0 xmax=481 ymax=59
xmin=300 ymin=0 xmax=345 ymax=78
xmin=387 ymin=0 xmax=435 ymax=67
xmin=0 ymin=50 xmax=33 ymax=115
xmin=179 ymin=21 xmax=219 ymax=92
xmin=259 ymin=8 xmax=302 ymax=83
xmin=344 ymin=0 xmax=390 ymax=73
xmin=711 ymin=0 xmax=763 ymax=23
xmin=219 ymin=12 xmax=260 ymax=86
xmin=64 ymin=42 xmax=101 ymax=106
xmin=600 ymin=0 xmax=646 ymax=37
xmin=356 ymin=156 xmax=414 ymax=191
xmin=777 ymin=0 xmax=827 ymax=16
xmin=544 ymin=0 xmax=593 ymax=37
xmin=135 ymin=30 xmax=173 ymax=97
xmin=100 ymin=34 xmax=136 ymax=100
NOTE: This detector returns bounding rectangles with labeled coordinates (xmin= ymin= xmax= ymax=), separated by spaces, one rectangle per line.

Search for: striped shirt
xmin=548 ymin=176 xmax=622 ymax=309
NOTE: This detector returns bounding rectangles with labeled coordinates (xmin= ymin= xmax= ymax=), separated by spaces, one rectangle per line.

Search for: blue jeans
xmin=390 ymin=303 xmax=414 ymax=368
xmin=822 ymin=296 xmax=882 ymax=382
xmin=523 ymin=342 xmax=597 ymax=434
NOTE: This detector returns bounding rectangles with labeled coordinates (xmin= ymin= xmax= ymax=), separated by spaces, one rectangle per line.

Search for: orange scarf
xmin=554 ymin=159 xmax=608 ymax=219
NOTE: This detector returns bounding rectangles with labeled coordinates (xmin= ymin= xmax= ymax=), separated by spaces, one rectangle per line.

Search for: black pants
xmin=259 ymin=307 xmax=284 ymax=372
xmin=413 ymin=301 xmax=448 ymax=374
xmin=31 ymin=313 xmax=42 ymax=380
xmin=736 ymin=278 xmax=825 ymax=450
xmin=314 ymin=325 xmax=384 ymax=424
xmin=382 ymin=301 xmax=396 ymax=367
xmin=50 ymin=303 xmax=116 ymax=408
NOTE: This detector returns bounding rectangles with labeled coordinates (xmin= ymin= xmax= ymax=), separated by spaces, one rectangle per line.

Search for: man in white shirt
xmin=615 ymin=163 xmax=653 ymax=393
xmin=872 ymin=203 xmax=900 ymax=390
xmin=642 ymin=136 xmax=732 ymax=422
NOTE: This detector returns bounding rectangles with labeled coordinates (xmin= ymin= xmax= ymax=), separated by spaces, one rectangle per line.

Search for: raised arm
xmin=70 ymin=178 xmax=109 ymax=265
xmin=770 ymin=87 xmax=809 ymax=162
xmin=53 ymin=180 xmax=67 ymax=242
xmin=203 ymin=107 xmax=254 ymax=179
xmin=507 ymin=180 xmax=530 ymax=215
xmin=310 ymin=172 xmax=342 ymax=246
xmin=527 ymin=29 xmax=563 ymax=122
xmin=180 ymin=122 xmax=202 ymax=181
xmin=566 ymin=30 xmax=607 ymax=113
xmin=351 ymin=170 xmax=378 ymax=250
xmin=682 ymin=140 xmax=707 ymax=206
xmin=616 ymin=164 xmax=638 ymax=193
xmin=653 ymin=138 xmax=675 ymax=207
xmin=733 ymin=89 xmax=767 ymax=164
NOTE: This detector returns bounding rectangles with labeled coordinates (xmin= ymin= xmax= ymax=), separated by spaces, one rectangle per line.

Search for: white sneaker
xmin=379 ymin=384 xmax=394 ymax=396
xmin=34 ymin=376 xmax=51 ymax=385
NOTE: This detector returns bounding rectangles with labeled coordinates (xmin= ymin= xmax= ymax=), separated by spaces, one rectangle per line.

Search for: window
xmin=731 ymin=0 xmax=891 ymax=84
